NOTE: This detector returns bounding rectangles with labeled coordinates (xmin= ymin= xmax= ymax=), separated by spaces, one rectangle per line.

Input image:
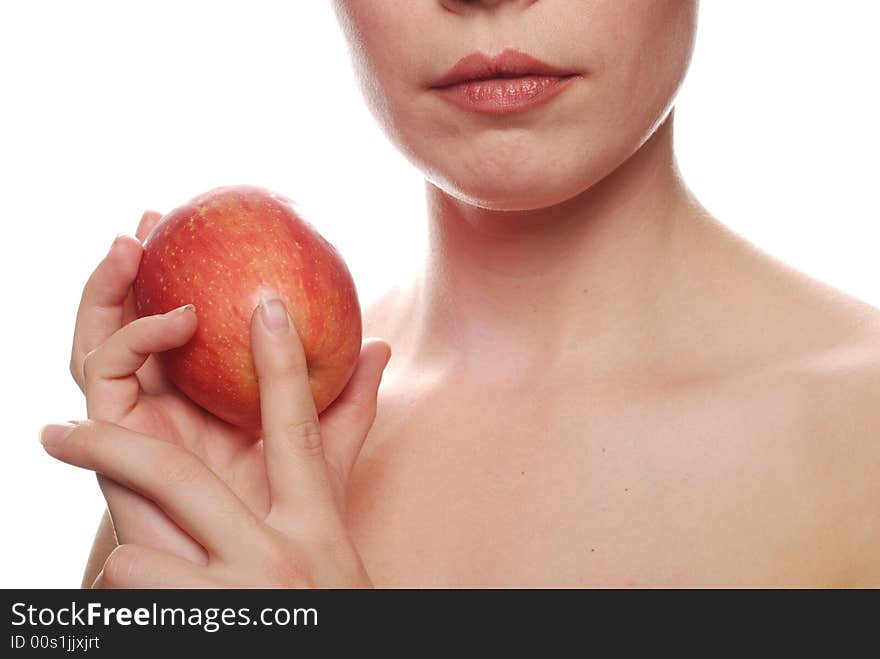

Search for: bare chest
xmin=344 ymin=379 xmax=827 ymax=587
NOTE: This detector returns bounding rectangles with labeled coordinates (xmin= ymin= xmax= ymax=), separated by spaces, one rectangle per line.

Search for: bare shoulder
xmin=797 ymin=303 xmax=880 ymax=449
xmin=667 ymin=224 xmax=880 ymax=584
xmin=783 ymin=292 xmax=880 ymax=585
xmin=754 ymin=254 xmax=880 ymax=436
xmin=689 ymin=248 xmax=880 ymax=584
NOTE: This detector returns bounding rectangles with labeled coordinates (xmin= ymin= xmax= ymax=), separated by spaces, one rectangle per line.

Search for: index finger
xmin=69 ymin=210 xmax=163 ymax=391
xmin=250 ymin=294 xmax=339 ymax=526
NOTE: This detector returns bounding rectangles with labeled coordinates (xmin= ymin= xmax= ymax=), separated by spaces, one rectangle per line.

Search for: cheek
xmin=596 ymin=0 xmax=698 ymax=119
xmin=337 ymin=2 xmax=424 ymax=129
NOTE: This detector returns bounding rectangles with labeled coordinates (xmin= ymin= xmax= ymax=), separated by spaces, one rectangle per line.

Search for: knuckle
xmin=157 ymin=449 xmax=204 ymax=486
xmin=81 ymin=348 xmax=99 ymax=385
xmin=103 ymin=545 xmax=138 ymax=587
xmin=115 ymin=319 xmax=142 ymax=348
xmin=69 ymin=355 xmax=84 ymax=388
xmin=284 ymin=418 xmax=324 ymax=458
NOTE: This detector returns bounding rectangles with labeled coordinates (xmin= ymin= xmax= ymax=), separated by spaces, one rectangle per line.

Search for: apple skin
xmin=133 ymin=184 xmax=362 ymax=430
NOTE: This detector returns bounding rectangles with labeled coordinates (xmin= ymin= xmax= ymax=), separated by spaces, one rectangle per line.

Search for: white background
xmin=1 ymin=1 xmax=877 ymax=587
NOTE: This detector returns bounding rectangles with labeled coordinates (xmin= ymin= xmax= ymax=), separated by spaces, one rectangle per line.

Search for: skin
xmin=68 ymin=223 xmax=386 ymax=589
xmin=62 ymin=0 xmax=879 ymax=587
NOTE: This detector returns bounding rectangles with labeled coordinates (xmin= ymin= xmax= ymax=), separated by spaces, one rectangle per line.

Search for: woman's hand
xmin=66 ymin=210 xmax=390 ymax=574
xmin=47 ymin=291 xmax=387 ymax=587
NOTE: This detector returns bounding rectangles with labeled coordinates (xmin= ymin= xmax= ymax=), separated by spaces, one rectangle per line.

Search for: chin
xmin=427 ymin=167 xmax=589 ymax=212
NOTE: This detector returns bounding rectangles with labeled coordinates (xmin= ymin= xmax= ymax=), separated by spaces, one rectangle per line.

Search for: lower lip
xmin=431 ymin=74 xmax=578 ymax=115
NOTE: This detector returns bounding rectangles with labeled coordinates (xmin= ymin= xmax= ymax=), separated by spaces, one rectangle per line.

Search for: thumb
xmin=319 ymin=338 xmax=392 ymax=491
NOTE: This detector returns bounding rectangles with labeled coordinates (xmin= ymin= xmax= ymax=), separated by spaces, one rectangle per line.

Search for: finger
xmin=319 ymin=339 xmax=391 ymax=499
xmin=84 ymin=304 xmax=197 ymax=421
xmin=93 ymin=544 xmax=209 ymax=589
xmin=249 ymin=294 xmax=338 ymax=522
xmin=124 ymin=209 xmax=176 ymax=394
xmin=70 ymin=233 xmax=143 ymax=390
xmin=40 ymin=421 xmax=261 ymax=561
xmin=136 ymin=209 xmax=163 ymax=243
xmin=123 ymin=210 xmax=162 ymax=357
xmin=119 ymin=289 xmax=180 ymax=396
xmin=100 ymin=477 xmax=209 ymax=565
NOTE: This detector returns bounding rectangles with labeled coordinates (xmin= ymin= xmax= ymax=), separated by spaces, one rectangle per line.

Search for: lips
xmin=429 ymin=48 xmax=577 ymax=89
xmin=428 ymin=48 xmax=580 ymax=115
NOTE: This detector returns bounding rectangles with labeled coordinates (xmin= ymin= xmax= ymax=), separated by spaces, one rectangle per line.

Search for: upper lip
xmin=429 ymin=48 xmax=577 ymax=88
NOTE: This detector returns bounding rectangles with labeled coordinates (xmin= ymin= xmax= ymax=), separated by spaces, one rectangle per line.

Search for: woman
xmin=43 ymin=0 xmax=879 ymax=587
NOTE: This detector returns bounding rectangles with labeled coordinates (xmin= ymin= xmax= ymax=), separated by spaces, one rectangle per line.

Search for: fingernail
xmin=166 ymin=303 xmax=196 ymax=318
xmin=260 ymin=295 xmax=290 ymax=333
xmin=39 ymin=423 xmax=77 ymax=448
xmin=110 ymin=233 xmax=138 ymax=252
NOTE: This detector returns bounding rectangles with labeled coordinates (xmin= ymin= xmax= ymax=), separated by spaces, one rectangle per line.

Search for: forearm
xmin=81 ymin=508 xmax=117 ymax=588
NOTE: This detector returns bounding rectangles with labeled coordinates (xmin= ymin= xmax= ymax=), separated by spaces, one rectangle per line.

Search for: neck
xmin=403 ymin=111 xmax=713 ymax=383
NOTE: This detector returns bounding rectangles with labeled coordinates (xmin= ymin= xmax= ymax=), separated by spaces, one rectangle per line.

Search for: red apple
xmin=133 ymin=184 xmax=362 ymax=429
